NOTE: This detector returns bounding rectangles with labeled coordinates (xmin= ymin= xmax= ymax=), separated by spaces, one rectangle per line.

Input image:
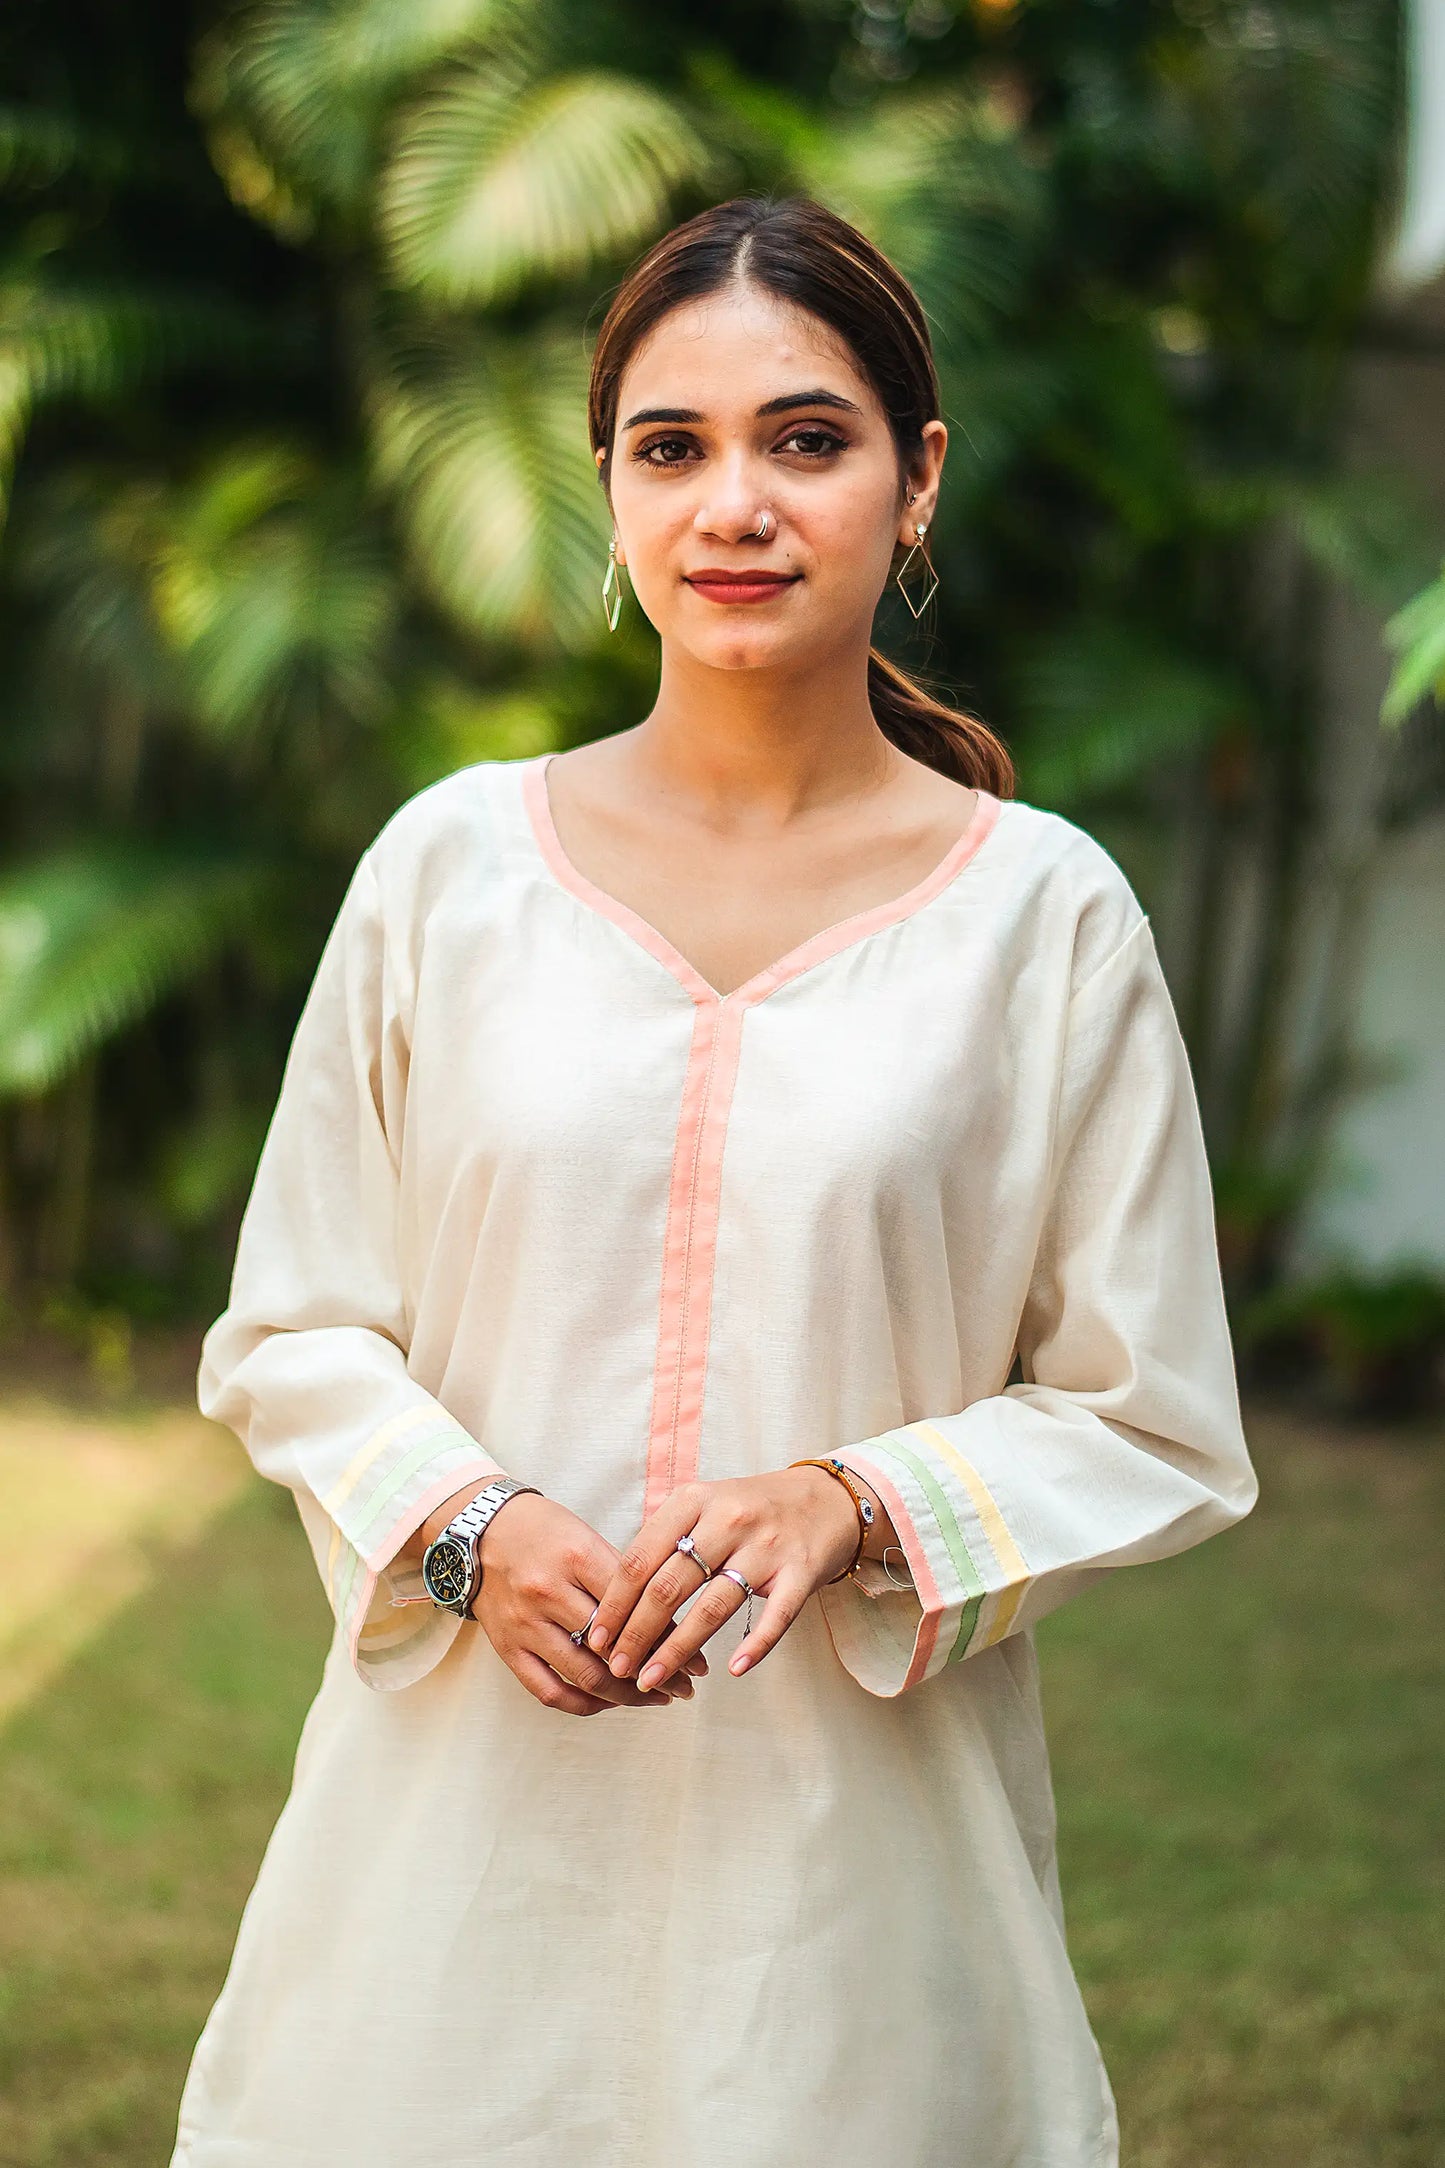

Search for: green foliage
xmin=1238 ymin=1265 xmax=1445 ymax=1416
xmin=380 ymin=61 xmax=721 ymax=305
xmin=1007 ymin=617 xmax=1251 ymax=802
xmin=0 ymin=284 xmax=274 ymax=503
xmin=0 ymin=0 xmax=1439 ymax=1315
xmin=1381 ymin=560 xmax=1445 ymax=726
xmin=364 ymin=320 xmax=607 ymax=646
xmin=155 ymin=444 xmax=401 ymax=746
xmin=0 ymin=846 xmax=279 ymax=1096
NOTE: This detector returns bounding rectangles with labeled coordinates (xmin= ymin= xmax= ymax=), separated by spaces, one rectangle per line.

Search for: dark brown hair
xmin=587 ymin=194 xmax=1014 ymax=796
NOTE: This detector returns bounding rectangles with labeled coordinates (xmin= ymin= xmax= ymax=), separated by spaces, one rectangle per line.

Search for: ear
xmin=897 ymin=417 xmax=947 ymax=548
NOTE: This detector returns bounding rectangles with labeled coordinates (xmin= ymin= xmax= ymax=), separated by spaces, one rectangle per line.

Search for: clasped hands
xmin=461 ymin=1468 xmax=879 ymax=1719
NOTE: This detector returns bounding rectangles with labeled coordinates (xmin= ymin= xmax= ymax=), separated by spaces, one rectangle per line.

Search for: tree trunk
xmin=1224 ymin=545 xmax=1326 ymax=1286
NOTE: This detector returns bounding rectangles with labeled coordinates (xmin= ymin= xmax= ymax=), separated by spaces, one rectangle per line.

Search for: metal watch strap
xmin=428 ymin=1476 xmax=542 ymax=1618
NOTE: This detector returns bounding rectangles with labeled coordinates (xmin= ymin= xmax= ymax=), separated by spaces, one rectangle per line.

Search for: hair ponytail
xmin=588 ymin=194 xmax=1016 ymax=800
xmin=867 ymin=649 xmax=1015 ymax=794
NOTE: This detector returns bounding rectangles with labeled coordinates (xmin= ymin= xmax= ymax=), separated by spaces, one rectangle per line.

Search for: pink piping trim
xmin=522 ymin=758 xmax=716 ymax=1004
xmin=521 ymin=754 xmax=1004 ymax=1517
xmin=362 ymin=1455 xmax=506 ymax=1575
xmin=522 ymin=755 xmax=1002 ymax=1009
xmin=836 ymin=1449 xmax=942 ymax=1690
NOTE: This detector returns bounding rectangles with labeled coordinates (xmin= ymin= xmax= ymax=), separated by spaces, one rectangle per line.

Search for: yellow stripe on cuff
xmin=321 ymin=1402 xmax=452 ymax=1520
xmin=910 ymin=1420 xmax=1029 ymax=1647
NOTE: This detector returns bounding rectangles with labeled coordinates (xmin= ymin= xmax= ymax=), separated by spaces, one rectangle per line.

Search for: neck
xmin=632 ymin=638 xmax=899 ymax=826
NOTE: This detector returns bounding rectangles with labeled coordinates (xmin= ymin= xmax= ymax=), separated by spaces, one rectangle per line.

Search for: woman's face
xmin=600 ymin=278 xmax=946 ymax=676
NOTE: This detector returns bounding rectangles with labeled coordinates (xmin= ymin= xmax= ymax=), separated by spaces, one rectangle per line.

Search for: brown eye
xmin=777 ymin=428 xmax=847 ymax=458
xmin=638 ymin=436 xmax=696 ymax=466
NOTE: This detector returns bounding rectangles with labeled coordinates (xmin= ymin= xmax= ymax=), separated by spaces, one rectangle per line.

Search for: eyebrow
xmin=619 ymin=388 xmax=864 ymax=428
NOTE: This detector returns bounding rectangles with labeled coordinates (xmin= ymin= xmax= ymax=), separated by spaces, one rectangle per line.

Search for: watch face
xmin=422 ymin=1538 xmax=470 ymax=1607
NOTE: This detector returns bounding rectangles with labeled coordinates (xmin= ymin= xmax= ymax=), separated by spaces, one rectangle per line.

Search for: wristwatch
xmin=420 ymin=1476 xmax=542 ymax=1620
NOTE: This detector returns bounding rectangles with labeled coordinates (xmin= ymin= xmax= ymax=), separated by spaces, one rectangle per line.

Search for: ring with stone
xmin=570 ymin=1600 xmax=602 ymax=1648
xmin=675 ymin=1533 xmax=714 ymax=1580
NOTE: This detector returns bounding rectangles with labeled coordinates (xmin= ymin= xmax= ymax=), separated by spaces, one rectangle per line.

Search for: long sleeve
xmin=197 ymin=846 xmax=504 ymax=1691
xmin=817 ymin=908 xmax=1258 ymax=1698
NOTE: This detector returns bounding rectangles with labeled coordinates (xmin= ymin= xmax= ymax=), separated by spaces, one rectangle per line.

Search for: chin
xmin=684 ymin=629 xmax=805 ymax=672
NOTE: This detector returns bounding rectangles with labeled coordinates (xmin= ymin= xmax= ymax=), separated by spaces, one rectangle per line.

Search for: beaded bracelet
xmin=788 ymin=1456 xmax=876 ymax=1583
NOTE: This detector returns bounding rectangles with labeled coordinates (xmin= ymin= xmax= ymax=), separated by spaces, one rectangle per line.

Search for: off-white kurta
xmin=171 ymin=750 xmax=1256 ymax=2168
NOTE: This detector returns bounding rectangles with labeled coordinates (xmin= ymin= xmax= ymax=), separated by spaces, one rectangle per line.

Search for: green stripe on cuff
xmin=346 ymin=1430 xmax=478 ymax=1554
xmin=868 ymin=1431 xmax=988 ymax=1663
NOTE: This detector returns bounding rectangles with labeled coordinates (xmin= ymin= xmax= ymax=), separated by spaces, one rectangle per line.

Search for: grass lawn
xmin=0 ymin=1403 xmax=1440 ymax=2165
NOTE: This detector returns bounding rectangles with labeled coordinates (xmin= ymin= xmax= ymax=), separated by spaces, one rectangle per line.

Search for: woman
xmin=171 ymin=195 xmax=1257 ymax=2167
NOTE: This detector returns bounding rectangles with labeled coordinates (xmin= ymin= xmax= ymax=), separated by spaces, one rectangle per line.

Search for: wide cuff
xmin=815 ymin=1423 xmax=1030 ymax=1697
xmin=292 ymin=1404 xmax=505 ymax=1690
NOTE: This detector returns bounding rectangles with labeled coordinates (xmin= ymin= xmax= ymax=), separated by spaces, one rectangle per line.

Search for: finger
xmin=569 ymin=1528 xmax=625 ymax=1604
xmin=511 ymin=1649 xmax=613 ymax=1717
xmin=542 ymin=1624 xmax=686 ymax=1707
xmin=727 ymin=1571 xmax=812 ymax=1678
xmin=586 ymin=1486 xmax=710 ymax=1658
xmin=561 ymin=1588 xmax=703 ymax=1695
xmin=604 ymin=1539 xmax=723 ymax=1680
xmin=633 ymin=1570 xmax=749 ymax=1691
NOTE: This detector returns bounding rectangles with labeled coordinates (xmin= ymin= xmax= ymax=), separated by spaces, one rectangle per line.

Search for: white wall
xmin=1295 ymin=811 xmax=1445 ymax=1270
xmin=1291 ymin=271 xmax=1445 ymax=1273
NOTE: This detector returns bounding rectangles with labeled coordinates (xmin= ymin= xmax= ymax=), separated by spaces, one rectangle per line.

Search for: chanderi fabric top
xmin=171 ymin=751 xmax=1257 ymax=2168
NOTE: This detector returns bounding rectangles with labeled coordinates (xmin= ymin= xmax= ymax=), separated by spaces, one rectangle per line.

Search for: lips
xmin=685 ymin=570 xmax=801 ymax=606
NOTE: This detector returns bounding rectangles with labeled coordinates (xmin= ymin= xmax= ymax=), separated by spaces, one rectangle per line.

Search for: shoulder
xmin=985 ymin=794 xmax=1150 ymax=998
xmin=359 ymin=758 xmax=526 ymax=915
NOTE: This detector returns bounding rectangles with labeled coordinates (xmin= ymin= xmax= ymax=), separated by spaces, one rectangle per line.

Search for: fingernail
xmin=638 ymin=1662 xmax=664 ymax=1690
xmin=588 ymin=1626 xmax=608 ymax=1652
xmin=730 ymin=1653 xmax=749 ymax=1675
xmin=610 ymin=1654 xmax=631 ymax=1678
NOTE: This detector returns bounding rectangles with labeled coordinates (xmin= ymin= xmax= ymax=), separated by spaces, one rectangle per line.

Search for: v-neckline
xmin=519 ymin=751 xmax=1005 ymax=1010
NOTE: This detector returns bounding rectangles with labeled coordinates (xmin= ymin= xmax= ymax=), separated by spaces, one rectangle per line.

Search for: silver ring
xmin=754 ymin=511 xmax=771 ymax=539
xmin=719 ymin=1565 xmax=754 ymax=1600
xmin=569 ymin=1600 xmax=601 ymax=1648
xmin=675 ymin=1533 xmax=714 ymax=1580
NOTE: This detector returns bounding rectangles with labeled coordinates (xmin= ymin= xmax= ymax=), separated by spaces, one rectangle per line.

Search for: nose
xmin=693 ymin=449 xmax=771 ymax=543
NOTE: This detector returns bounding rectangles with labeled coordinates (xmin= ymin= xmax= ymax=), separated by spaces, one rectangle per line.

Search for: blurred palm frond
xmin=380 ymin=61 xmax=718 ymax=305
xmin=155 ymin=443 xmax=401 ymax=746
xmin=1009 ymin=618 xmax=1253 ymax=804
xmin=194 ymin=0 xmax=534 ymax=227
xmin=1381 ymin=564 xmax=1445 ymax=729
xmin=808 ymin=84 xmax=1046 ymax=355
xmin=0 ymin=283 xmax=275 ymax=505
xmin=365 ymin=320 xmax=605 ymax=647
xmin=0 ymin=846 xmax=279 ymax=1095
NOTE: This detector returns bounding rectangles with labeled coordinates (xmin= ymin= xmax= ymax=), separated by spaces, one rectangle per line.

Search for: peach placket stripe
xmin=642 ymin=997 xmax=747 ymax=1520
xmin=521 ymin=756 xmax=1005 ymax=1523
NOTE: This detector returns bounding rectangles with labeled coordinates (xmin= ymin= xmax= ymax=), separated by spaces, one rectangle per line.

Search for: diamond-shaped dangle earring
xmin=895 ymin=521 xmax=940 ymax=618
xmin=601 ymin=532 xmax=625 ymax=632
